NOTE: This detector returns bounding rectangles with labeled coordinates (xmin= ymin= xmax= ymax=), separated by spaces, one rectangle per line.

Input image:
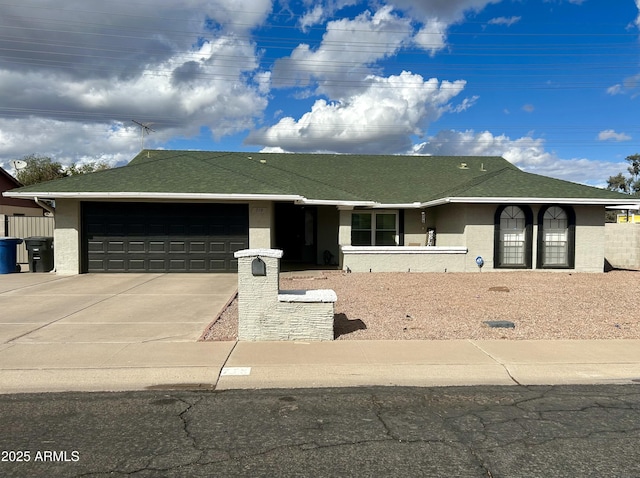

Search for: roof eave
xmin=3 ymin=191 xmax=304 ymax=201
xmin=3 ymin=191 xmax=378 ymax=207
xmin=443 ymin=196 xmax=639 ymax=206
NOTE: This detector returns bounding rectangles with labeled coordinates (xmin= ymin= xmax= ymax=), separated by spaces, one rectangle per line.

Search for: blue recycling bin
xmin=0 ymin=237 xmax=23 ymax=274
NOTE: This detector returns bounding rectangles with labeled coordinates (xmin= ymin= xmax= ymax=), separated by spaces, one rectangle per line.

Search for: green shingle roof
xmin=7 ymin=150 xmax=633 ymax=205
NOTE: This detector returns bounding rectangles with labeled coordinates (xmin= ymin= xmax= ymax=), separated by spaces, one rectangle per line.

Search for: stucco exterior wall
xmin=340 ymin=203 xmax=607 ymax=273
xmin=573 ymin=205 xmax=606 ymax=273
xmin=604 ymin=223 xmax=640 ymax=271
xmin=341 ymin=247 xmax=468 ymax=272
xmin=426 ymin=203 xmax=467 ymax=247
xmin=248 ymin=201 xmax=273 ymax=249
xmin=403 ymin=209 xmax=427 ymax=246
xmin=54 ymin=199 xmax=81 ymax=275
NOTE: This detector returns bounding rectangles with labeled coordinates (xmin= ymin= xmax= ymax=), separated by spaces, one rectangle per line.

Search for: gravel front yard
xmin=202 ymin=270 xmax=640 ymax=341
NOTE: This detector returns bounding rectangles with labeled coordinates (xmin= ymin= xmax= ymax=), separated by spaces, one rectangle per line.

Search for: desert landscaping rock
xmin=202 ymin=270 xmax=640 ymax=341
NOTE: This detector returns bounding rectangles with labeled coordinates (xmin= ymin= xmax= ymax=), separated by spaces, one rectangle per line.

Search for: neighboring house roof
xmin=4 ymin=150 xmax=636 ymax=207
xmin=0 ymin=166 xmax=46 ymax=210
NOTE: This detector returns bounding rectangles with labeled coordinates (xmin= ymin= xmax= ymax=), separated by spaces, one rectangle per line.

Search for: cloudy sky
xmin=1 ymin=0 xmax=639 ymax=187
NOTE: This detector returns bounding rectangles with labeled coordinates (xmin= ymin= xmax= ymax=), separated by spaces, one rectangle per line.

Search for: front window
xmin=351 ymin=212 xmax=397 ymax=246
xmin=495 ymin=205 xmax=533 ymax=268
xmin=538 ymin=205 xmax=575 ymax=269
xmin=500 ymin=206 xmax=526 ymax=265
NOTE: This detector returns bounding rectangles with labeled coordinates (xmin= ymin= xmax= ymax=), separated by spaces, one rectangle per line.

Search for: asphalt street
xmin=2 ymin=384 xmax=640 ymax=478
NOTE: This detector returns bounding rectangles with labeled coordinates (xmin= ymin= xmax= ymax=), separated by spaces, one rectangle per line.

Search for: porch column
xmin=337 ymin=206 xmax=353 ymax=269
xmin=54 ymin=199 xmax=81 ymax=275
xmin=248 ymin=201 xmax=274 ymax=249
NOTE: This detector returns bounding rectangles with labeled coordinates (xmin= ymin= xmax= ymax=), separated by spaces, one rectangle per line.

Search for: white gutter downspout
xmin=34 ymin=197 xmax=55 ymax=215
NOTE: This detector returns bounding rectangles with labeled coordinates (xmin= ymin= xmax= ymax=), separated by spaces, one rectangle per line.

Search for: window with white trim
xmin=538 ymin=205 xmax=575 ymax=269
xmin=500 ymin=206 xmax=527 ymax=265
xmin=351 ymin=211 xmax=398 ymax=246
xmin=542 ymin=206 xmax=568 ymax=265
xmin=495 ymin=205 xmax=533 ymax=268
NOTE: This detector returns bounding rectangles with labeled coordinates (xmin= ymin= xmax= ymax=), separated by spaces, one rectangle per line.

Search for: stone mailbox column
xmin=234 ymin=248 xmax=337 ymax=341
xmin=234 ymin=249 xmax=283 ymax=341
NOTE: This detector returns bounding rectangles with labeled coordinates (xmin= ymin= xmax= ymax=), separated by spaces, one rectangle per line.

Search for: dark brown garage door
xmin=82 ymin=202 xmax=248 ymax=273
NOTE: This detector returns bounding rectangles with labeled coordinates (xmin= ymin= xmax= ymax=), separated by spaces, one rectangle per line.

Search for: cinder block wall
xmin=605 ymin=223 xmax=640 ymax=270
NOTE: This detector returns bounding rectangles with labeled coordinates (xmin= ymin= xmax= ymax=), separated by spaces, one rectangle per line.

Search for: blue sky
xmin=1 ymin=0 xmax=639 ymax=187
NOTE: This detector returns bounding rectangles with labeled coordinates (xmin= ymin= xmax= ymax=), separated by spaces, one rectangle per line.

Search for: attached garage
xmin=82 ymin=202 xmax=248 ymax=273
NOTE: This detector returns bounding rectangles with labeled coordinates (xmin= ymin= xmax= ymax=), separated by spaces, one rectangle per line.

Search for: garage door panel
xmin=189 ymin=241 xmax=206 ymax=253
xmin=107 ymin=241 xmax=125 ymax=253
xmin=229 ymin=241 xmax=247 ymax=253
xmin=128 ymin=259 xmax=146 ymax=271
xmin=87 ymin=241 xmax=105 ymax=253
xmin=169 ymin=241 xmax=186 ymax=253
xmin=107 ymin=259 xmax=126 ymax=271
xmin=148 ymin=259 xmax=167 ymax=271
xmin=169 ymin=259 xmax=187 ymax=271
xmin=83 ymin=202 xmax=248 ymax=272
xmin=148 ymin=241 xmax=166 ymax=253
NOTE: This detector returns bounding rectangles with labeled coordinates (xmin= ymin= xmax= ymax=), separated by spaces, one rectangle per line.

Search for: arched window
xmin=537 ymin=205 xmax=575 ymax=269
xmin=494 ymin=205 xmax=533 ymax=268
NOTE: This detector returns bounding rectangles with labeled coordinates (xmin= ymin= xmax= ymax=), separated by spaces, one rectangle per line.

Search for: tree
xmin=625 ymin=153 xmax=640 ymax=194
xmin=66 ymin=161 xmax=111 ymax=176
xmin=16 ymin=154 xmax=67 ymax=186
xmin=14 ymin=154 xmax=110 ymax=186
xmin=606 ymin=172 xmax=630 ymax=194
xmin=606 ymin=154 xmax=640 ymax=195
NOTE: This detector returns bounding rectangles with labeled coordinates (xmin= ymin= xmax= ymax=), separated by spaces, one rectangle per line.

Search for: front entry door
xmin=274 ymin=203 xmax=317 ymax=263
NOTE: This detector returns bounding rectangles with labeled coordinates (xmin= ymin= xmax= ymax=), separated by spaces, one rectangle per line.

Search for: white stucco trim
xmin=295 ymin=199 xmax=376 ymax=207
xmin=606 ymin=204 xmax=640 ymax=210
xmin=342 ymin=246 xmax=468 ymax=254
xmin=422 ymin=197 xmax=640 ymax=207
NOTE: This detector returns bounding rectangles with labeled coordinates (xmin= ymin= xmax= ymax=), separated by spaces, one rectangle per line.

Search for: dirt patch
xmin=201 ymin=270 xmax=640 ymax=341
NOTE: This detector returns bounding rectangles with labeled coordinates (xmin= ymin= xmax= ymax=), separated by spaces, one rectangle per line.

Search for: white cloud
xmin=0 ymin=1 xmax=273 ymax=166
xmin=412 ymin=129 xmax=626 ymax=186
xmin=299 ymin=5 xmax=325 ymax=31
xmin=248 ymin=72 xmax=467 ymax=154
xmin=298 ymin=0 xmax=359 ymax=30
xmin=488 ymin=16 xmax=521 ymax=26
xmin=0 ymin=118 xmax=142 ymax=170
xmin=392 ymin=0 xmax=501 ymax=54
xmin=606 ymin=74 xmax=640 ymax=96
xmin=413 ymin=19 xmax=450 ymax=56
xmin=598 ymin=130 xmax=632 ymax=142
xmin=607 ymin=84 xmax=624 ymax=95
xmin=271 ymin=6 xmax=413 ymax=97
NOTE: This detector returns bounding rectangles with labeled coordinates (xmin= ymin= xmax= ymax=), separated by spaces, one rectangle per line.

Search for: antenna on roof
xmin=132 ymin=120 xmax=155 ymax=150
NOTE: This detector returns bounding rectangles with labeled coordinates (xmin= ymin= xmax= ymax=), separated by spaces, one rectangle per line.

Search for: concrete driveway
xmin=0 ymin=273 xmax=236 ymax=344
xmin=0 ymin=273 xmax=238 ymax=393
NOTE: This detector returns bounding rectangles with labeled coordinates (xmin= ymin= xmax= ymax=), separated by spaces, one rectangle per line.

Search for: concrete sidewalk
xmin=1 ymin=273 xmax=639 ymax=393
xmin=1 ymin=338 xmax=639 ymax=393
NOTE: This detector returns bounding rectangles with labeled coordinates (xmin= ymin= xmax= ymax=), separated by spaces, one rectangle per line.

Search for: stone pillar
xmin=234 ymin=248 xmax=336 ymax=341
xmin=234 ymin=249 xmax=283 ymax=341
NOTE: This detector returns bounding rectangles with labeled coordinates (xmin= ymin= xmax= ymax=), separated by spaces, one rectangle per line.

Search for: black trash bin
xmin=25 ymin=237 xmax=54 ymax=273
